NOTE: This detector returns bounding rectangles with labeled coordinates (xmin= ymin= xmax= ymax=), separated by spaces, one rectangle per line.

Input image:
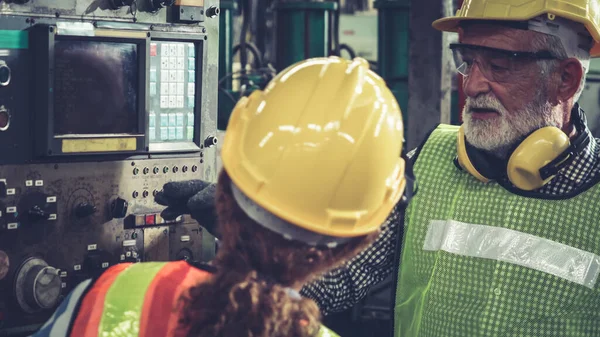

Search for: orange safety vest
xmin=70 ymin=261 xmax=210 ymax=337
xmin=34 ymin=260 xmax=339 ymax=337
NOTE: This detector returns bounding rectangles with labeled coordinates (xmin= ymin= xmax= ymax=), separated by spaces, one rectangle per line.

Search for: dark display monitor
xmin=53 ymin=40 xmax=139 ymax=135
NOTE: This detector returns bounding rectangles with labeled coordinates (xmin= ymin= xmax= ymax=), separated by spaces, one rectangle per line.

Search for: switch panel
xmin=0 ymin=158 xmax=217 ymax=334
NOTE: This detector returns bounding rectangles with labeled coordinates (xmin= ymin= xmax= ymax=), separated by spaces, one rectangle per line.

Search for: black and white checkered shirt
xmin=300 ymin=122 xmax=600 ymax=315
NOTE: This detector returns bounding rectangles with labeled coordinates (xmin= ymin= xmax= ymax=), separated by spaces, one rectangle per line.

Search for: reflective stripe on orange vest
xmin=70 ymin=261 xmax=211 ymax=337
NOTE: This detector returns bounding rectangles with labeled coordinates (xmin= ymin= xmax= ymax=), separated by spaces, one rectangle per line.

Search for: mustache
xmin=464 ymin=96 xmax=506 ymax=115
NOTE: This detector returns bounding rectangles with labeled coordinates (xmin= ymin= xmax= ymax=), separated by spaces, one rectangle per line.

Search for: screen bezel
xmin=32 ymin=25 xmax=149 ymax=157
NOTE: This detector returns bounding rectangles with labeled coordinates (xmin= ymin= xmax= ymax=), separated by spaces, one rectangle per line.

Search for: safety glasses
xmin=449 ymin=43 xmax=559 ymax=83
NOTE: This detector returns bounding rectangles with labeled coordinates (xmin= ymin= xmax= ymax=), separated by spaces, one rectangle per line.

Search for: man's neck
xmin=562 ymin=103 xmax=577 ymax=139
xmin=563 ymin=122 xmax=577 ymax=139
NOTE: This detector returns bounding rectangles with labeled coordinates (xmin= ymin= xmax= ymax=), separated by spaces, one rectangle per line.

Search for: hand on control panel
xmin=154 ymin=180 xmax=220 ymax=238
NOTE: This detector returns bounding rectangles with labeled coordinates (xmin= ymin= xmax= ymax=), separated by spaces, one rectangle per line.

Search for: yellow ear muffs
xmin=456 ymin=126 xmax=491 ymax=183
xmin=507 ymin=126 xmax=571 ymax=191
xmin=456 ymin=107 xmax=589 ymax=191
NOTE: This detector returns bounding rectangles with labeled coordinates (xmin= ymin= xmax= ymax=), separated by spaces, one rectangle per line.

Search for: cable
xmin=331 ymin=0 xmax=341 ymax=56
xmin=218 ymin=67 xmax=275 ymax=87
xmin=219 ymin=86 xmax=238 ymax=105
xmin=232 ymin=42 xmax=264 ymax=69
xmin=339 ymin=43 xmax=356 ymax=59
xmin=239 ymin=0 xmax=251 ymax=84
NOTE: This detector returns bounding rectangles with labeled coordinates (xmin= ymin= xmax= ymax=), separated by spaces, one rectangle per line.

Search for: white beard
xmin=461 ymin=91 xmax=563 ymax=158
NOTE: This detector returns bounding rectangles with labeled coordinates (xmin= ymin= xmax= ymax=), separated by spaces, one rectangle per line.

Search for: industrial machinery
xmin=0 ymin=1 xmax=219 ymax=335
xmin=217 ymin=0 xmax=339 ymax=129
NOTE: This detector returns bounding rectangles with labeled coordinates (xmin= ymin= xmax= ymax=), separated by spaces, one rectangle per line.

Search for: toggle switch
xmin=110 ymin=197 xmax=128 ymax=219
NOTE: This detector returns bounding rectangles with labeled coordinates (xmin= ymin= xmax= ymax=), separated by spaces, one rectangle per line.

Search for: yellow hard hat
xmin=221 ymin=56 xmax=406 ymax=239
xmin=432 ymin=0 xmax=600 ymax=57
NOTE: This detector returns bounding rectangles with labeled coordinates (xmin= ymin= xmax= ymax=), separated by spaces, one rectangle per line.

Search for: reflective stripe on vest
xmin=423 ymin=219 xmax=600 ymax=289
xmin=70 ymin=261 xmax=211 ymax=337
xmin=395 ymin=124 xmax=600 ymax=337
xmin=68 ymin=261 xmax=339 ymax=337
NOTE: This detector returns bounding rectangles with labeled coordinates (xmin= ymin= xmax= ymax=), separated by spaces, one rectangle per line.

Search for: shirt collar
xmin=559 ymin=108 xmax=598 ymax=185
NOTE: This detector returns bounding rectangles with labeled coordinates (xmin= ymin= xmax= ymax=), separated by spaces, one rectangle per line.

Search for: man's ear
xmin=556 ymin=58 xmax=584 ymax=103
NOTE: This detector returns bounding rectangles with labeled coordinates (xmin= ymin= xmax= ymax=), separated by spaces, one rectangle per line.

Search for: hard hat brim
xmin=432 ymin=13 xmax=600 ymax=57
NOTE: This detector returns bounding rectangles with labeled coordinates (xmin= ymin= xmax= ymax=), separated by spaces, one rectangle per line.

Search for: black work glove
xmin=154 ymin=180 xmax=220 ymax=239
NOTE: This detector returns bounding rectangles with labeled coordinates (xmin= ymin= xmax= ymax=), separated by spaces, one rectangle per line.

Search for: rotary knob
xmin=110 ymin=197 xmax=128 ymax=219
xmin=27 ymin=205 xmax=50 ymax=222
xmin=18 ymin=192 xmax=56 ymax=225
xmin=176 ymin=248 xmax=194 ymax=262
xmin=203 ymin=135 xmax=218 ymax=148
xmin=206 ymin=6 xmax=220 ymax=18
xmin=75 ymin=202 xmax=97 ymax=218
xmin=14 ymin=257 xmax=62 ymax=313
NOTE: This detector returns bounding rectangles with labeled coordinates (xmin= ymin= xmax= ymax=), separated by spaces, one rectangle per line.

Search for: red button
xmin=145 ymin=214 xmax=155 ymax=225
xmin=150 ymin=43 xmax=157 ymax=57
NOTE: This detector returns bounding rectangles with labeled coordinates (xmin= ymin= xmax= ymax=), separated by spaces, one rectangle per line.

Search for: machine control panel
xmin=0 ymin=159 xmax=216 ymax=335
xmin=0 ymin=0 xmax=220 ymax=334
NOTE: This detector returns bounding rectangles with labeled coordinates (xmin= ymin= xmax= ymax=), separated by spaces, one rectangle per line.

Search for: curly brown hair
xmin=180 ymin=170 xmax=379 ymax=337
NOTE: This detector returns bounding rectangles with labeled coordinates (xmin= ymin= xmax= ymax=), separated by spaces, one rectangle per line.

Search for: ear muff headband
xmin=456 ymin=126 xmax=491 ymax=183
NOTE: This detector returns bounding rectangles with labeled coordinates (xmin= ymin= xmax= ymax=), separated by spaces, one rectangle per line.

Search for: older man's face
xmin=459 ymin=24 xmax=563 ymax=157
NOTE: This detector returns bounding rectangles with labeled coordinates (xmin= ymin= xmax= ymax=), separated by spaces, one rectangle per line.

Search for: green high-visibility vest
xmin=394 ymin=124 xmax=600 ymax=337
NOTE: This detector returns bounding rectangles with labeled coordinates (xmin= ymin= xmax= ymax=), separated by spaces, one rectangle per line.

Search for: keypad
xmin=148 ymin=42 xmax=197 ymax=143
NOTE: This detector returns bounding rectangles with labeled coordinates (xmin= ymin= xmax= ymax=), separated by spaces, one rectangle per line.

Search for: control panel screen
xmin=53 ymin=40 xmax=139 ymax=135
xmin=148 ymin=41 xmax=197 ymax=143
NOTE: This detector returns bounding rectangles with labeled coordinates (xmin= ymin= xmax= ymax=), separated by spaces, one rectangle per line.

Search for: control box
xmin=0 ymin=0 xmax=220 ymax=335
